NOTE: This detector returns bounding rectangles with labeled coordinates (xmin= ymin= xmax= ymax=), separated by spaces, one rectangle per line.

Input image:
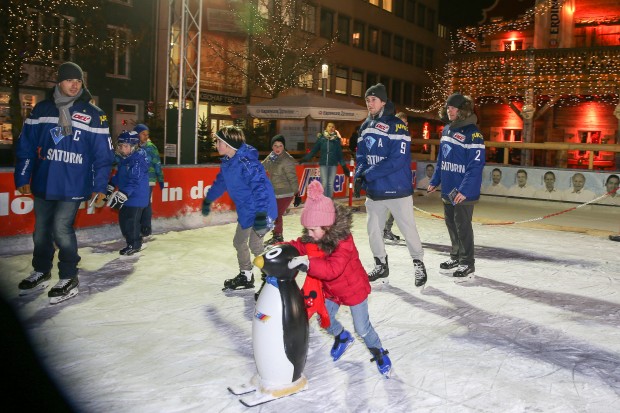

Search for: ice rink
xmin=1 ymin=195 xmax=619 ymax=412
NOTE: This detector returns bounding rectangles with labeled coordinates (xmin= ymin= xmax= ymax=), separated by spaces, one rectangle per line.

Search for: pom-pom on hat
xmin=134 ymin=124 xmax=149 ymax=134
xmin=365 ymin=83 xmax=387 ymax=102
xmin=301 ymin=180 xmax=336 ymax=227
xmin=271 ymin=134 xmax=286 ymax=148
xmin=57 ymin=62 xmax=84 ymax=83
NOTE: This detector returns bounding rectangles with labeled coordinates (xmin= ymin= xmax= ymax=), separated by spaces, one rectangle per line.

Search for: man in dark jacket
xmin=355 ymin=83 xmax=427 ymax=288
xmin=14 ymin=61 xmax=114 ymax=303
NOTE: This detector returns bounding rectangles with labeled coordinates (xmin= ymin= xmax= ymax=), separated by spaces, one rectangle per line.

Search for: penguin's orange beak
xmin=253 ymin=255 xmax=264 ymax=269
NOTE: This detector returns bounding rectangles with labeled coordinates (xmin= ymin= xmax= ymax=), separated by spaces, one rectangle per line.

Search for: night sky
xmin=438 ymin=0 xmax=534 ymax=28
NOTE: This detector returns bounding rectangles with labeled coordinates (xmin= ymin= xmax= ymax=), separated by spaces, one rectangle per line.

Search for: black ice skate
xmin=119 ymin=244 xmax=146 ymax=256
xmin=439 ymin=258 xmax=459 ymax=274
xmin=223 ymin=272 xmax=255 ymax=291
xmin=383 ymin=230 xmax=401 ymax=242
xmin=48 ymin=277 xmax=79 ymax=304
xmin=453 ymin=264 xmax=475 ymax=283
xmin=264 ymin=232 xmax=284 ymax=246
xmin=369 ymin=347 xmax=392 ymax=377
xmin=368 ymin=256 xmax=389 ymax=282
xmin=18 ymin=271 xmax=51 ymax=296
xmin=413 ymin=259 xmax=427 ymax=287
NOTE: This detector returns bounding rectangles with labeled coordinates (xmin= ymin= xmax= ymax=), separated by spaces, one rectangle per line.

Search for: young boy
xmin=286 ymin=180 xmax=392 ymax=377
xmin=201 ymin=125 xmax=277 ymax=291
xmin=108 ymin=130 xmax=150 ymax=256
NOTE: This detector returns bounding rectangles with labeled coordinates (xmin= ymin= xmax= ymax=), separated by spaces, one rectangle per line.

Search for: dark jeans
xmin=443 ymin=202 xmax=475 ymax=266
xmin=140 ymin=186 xmax=153 ymax=231
xmin=120 ymin=206 xmax=145 ymax=249
xmin=32 ymin=197 xmax=81 ymax=279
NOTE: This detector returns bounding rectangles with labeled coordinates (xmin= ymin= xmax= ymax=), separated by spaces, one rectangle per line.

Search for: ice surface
xmin=1 ymin=199 xmax=619 ymax=412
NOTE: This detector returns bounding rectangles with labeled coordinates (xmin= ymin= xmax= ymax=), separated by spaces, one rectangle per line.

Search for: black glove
xmin=293 ymin=193 xmax=302 ymax=207
xmin=342 ymin=166 xmax=351 ymax=176
xmin=107 ymin=191 xmax=128 ymax=209
xmin=202 ymin=198 xmax=211 ymax=216
xmin=354 ymin=177 xmax=363 ymax=198
xmin=253 ymin=212 xmax=269 ymax=237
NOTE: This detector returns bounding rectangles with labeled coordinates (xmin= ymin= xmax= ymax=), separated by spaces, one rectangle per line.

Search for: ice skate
xmin=119 ymin=244 xmax=146 ymax=256
xmin=263 ymin=232 xmax=284 ymax=246
xmin=439 ymin=258 xmax=459 ymax=275
xmin=453 ymin=264 xmax=475 ymax=283
xmin=383 ymin=230 xmax=403 ymax=245
xmin=48 ymin=277 xmax=79 ymax=304
xmin=369 ymin=347 xmax=392 ymax=378
xmin=413 ymin=259 xmax=427 ymax=287
xmin=223 ymin=271 xmax=255 ymax=291
xmin=18 ymin=271 xmax=51 ymax=296
xmin=368 ymin=256 xmax=389 ymax=283
xmin=331 ymin=330 xmax=354 ymax=361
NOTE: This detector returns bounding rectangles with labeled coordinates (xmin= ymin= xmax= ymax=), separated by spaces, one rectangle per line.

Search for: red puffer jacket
xmin=288 ymin=235 xmax=371 ymax=306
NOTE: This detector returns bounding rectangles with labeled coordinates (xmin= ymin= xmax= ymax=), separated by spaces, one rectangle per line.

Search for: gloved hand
xmin=293 ymin=193 xmax=302 ymax=207
xmin=91 ymin=187 xmax=110 ymax=208
xmin=17 ymin=184 xmax=31 ymax=195
xmin=342 ymin=166 xmax=351 ymax=176
xmin=107 ymin=191 xmax=128 ymax=209
xmin=159 ymin=181 xmax=164 ymax=190
xmin=288 ymin=255 xmax=310 ymax=272
xmin=253 ymin=211 xmax=269 ymax=237
xmin=354 ymin=177 xmax=363 ymax=198
xmin=202 ymin=198 xmax=211 ymax=216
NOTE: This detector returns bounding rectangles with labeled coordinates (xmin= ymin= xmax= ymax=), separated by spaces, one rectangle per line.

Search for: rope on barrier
xmin=413 ymin=191 xmax=614 ymax=227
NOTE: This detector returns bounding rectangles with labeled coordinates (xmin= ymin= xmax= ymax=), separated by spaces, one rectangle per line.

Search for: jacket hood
xmin=300 ymin=203 xmax=352 ymax=255
xmin=225 ymin=143 xmax=258 ymax=161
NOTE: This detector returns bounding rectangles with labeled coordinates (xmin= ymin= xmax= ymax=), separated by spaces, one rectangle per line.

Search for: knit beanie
xmin=301 ymin=180 xmax=336 ymax=227
xmin=365 ymin=83 xmax=387 ymax=102
xmin=57 ymin=62 xmax=84 ymax=83
xmin=271 ymin=134 xmax=286 ymax=148
xmin=134 ymin=124 xmax=149 ymax=134
xmin=216 ymin=129 xmax=243 ymax=150
xmin=446 ymin=93 xmax=467 ymax=109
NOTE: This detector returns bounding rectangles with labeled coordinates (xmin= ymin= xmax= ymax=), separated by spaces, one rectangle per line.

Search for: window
xmin=320 ymin=8 xmax=334 ymax=38
xmin=404 ymin=82 xmax=413 ymax=106
xmin=29 ymin=11 xmax=75 ymax=62
xmin=404 ymin=40 xmax=414 ymax=64
xmin=503 ymin=40 xmax=523 ymax=51
xmin=366 ymin=72 xmax=378 ymax=91
xmin=393 ymin=36 xmax=403 ymax=61
xmin=392 ymin=80 xmax=402 ymax=104
xmin=337 ymin=14 xmax=350 ymax=45
xmin=381 ymin=31 xmax=391 ymax=57
xmin=417 ymin=3 xmax=426 ymax=27
xmin=335 ymin=67 xmax=348 ymax=94
xmin=503 ymin=129 xmax=522 ymax=142
xmin=415 ymin=43 xmax=424 ymax=68
xmin=393 ymin=0 xmax=405 ymax=18
xmin=405 ymin=0 xmax=415 ymax=23
xmin=318 ymin=66 xmax=330 ymax=92
xmin=351 ymin=69 xmax=363 ymax=97
xmin=382 ymin=0 xmax=393 ymax=12
xmin=301 ymin=3 xmax=316 ymax=33
xmin=424 ymin=47 xmax=434 ymax=69
xmin=107 ymin=26 xmax=131 ymax=78
xmin=438 ymin=24 xmax=448 ymax=39
xmin=352 ymin=21 xmax=365 ymax=49
xmin=298 ymin=71 xmax=313 ymax=89
xmin=413 ymin=84 xmax=423 ymax=107
xmin=368 ymin=27 xmax=379 ymax=53
xmin=369 ymin=0 xmax=380 ymax=6
xmin=426 ymin=8 xmax=435 ymax=31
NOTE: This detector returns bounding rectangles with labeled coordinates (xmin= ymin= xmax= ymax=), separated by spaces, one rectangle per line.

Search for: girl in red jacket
xmin=287 ymin=180 xmax=391 ymax=376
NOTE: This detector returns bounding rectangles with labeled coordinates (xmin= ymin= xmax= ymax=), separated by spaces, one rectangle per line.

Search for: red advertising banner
xmin=0 ymin=163 xmax=357 ymax=237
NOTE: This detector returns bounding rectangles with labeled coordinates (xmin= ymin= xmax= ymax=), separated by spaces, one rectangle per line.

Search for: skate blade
xmin=222 ymin=286 xmax=255 ymax=292
xmin=454 ymin=274 xmax=475 ymax=284
xmin=19 ymin=282 xmax=50 ymax=296
xmin=49 ymin=288 xmax=79 ymax=305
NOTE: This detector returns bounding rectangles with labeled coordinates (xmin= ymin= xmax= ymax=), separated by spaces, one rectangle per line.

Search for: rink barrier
xmin=413 ymin=190 xmax=617 ymax=226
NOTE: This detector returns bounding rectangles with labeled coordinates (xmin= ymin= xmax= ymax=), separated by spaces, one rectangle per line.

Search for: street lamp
xmin=321 ymin=63 xmax=328 ymax=98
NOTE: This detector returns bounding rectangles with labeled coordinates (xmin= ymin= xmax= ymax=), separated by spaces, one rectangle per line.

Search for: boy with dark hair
xmin=201 ymin=125 xmax=278 ymax=291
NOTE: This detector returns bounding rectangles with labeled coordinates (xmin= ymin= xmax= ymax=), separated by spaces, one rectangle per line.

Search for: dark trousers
xmin=120 ymin=206 xmax=145 ymax=249
xmin=273 ymin=196 xmax=293 ymax=235
xmin=139 ymin=186 xmax=153 ymax=230
xmin=443 ymin=202 xmax=475 ymax=266
xmin=32 ymin=197 xmax=81 ymax=279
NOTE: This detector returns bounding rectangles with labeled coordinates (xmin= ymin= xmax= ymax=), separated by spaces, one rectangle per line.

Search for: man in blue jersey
xmin=14 ymin=61 xmax=114 ymax=303
xmin=428 ymin=93 xmax=485 ymax=280
xmin=354 ymin=83 xmax=427 ymax=288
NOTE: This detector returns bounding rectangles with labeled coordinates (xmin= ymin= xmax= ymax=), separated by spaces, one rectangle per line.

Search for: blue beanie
xmin=134 ymin=124 xmax=149 ymax=134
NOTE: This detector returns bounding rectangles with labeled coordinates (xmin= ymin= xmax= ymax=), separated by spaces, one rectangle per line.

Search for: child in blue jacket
xmin=201 ymin=125 xmax=277 ymax=292
xmin=108 ymin=130 xmax=150 ymax=256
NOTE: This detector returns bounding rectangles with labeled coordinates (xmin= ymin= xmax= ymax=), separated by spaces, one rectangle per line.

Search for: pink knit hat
xmin=301 ymin=180 xmax=336 ymax=227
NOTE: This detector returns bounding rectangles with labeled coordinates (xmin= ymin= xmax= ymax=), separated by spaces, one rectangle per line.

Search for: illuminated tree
xmin=206 ymin=0 xmax=337 ymax=98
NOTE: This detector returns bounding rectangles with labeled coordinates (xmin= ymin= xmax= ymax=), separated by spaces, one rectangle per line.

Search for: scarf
xmin=449 ymin=113 xmax=478 ymax=129
xmin=53 ymin=86 xmax=82 ymax=136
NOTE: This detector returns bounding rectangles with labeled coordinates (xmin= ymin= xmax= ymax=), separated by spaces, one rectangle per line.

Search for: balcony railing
xmin=450 ymin=47 xmax=620 ymax=97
